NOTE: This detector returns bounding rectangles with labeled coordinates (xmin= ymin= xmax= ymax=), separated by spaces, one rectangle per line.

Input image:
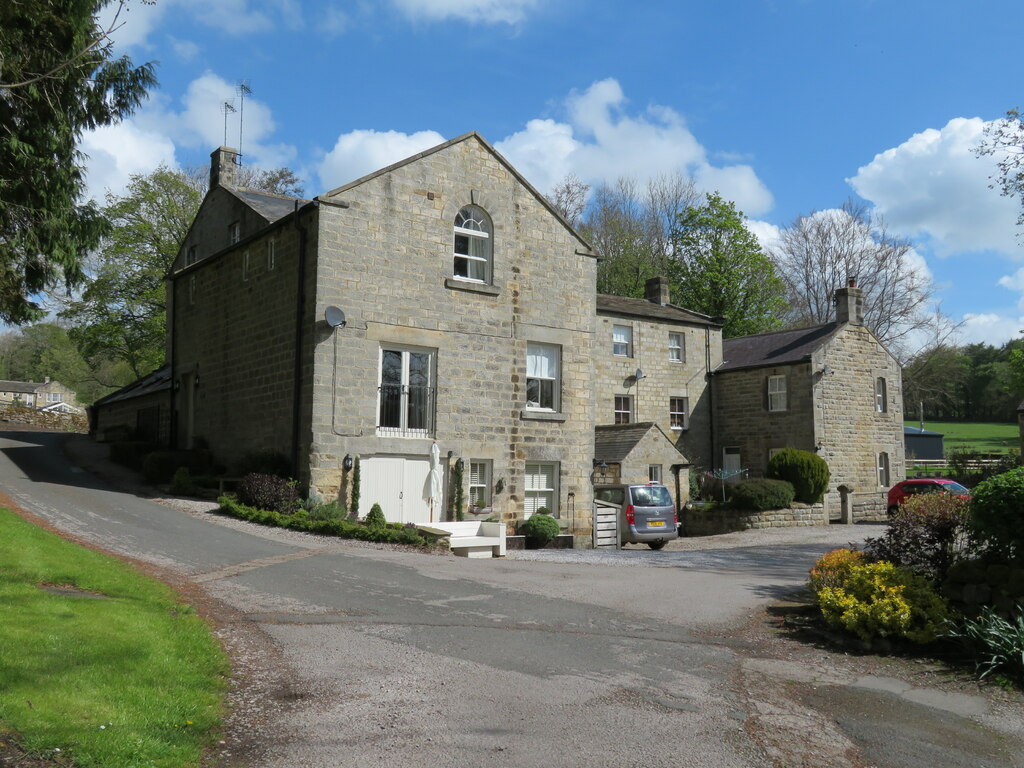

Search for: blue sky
xmin=83 ymin=0 xmax=1024 ymax=348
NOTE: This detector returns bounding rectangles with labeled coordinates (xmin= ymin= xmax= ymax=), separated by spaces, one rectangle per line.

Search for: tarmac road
xmin=2 ymin=428 xmax=1022 ymax=768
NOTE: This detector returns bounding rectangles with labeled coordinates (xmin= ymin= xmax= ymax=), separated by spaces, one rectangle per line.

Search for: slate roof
xmin=0 ymin=379 xmax=46 ymax=394
xmin=230 ymin=188 xmax=308 ymax=223
xmin=719 ymin=323 xmax=841 ymax=372
xmin=594 ymin=422 xmax=687 ymax=464
xmin=596 ymin=294 xmax=720 ymax=327
xmin=92 ymin=365 xmax=171 ymax=407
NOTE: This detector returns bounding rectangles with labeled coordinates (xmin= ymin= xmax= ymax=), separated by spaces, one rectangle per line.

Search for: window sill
xmin=520 ymin=409 xmax=567 ymax=423
xmin=444 ymin=278 xmax=501 ymax=297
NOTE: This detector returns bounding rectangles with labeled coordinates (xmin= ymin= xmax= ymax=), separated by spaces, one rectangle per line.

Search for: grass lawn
xmin=0 ymin=508 xmax=228 ymax=767
xmin=922 ymin=421 xmax=1020 ymax=454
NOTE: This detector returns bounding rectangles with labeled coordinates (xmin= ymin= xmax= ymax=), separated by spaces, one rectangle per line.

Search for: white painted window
xmin=613 ymin=325 xmax=632 ymax=357
xmin=768 ymin=375 xmax=787 ymax=412
xmin=469 ymin=460 xmax=491 ymax=510
xmin=267 ymin=239 xmax=276 ymax=271
xmin=229 ymin=221 xmax=240 ymax=244
xmin=46 ymin=392 xmax=62 ymax=403
xmin=377 ymin=346 xmax=435 ymax=437
xmin=453 ymin=206 xmax=492 ymax=283
xmin=526 ymin=342 xmax=559 ymax=411
xmin=878 ymin=452 xmax=891 ymax=487
xmin=525 ymin=462 xmax=558 ymax=518
xmin=648 ymin=464 xmax=662 ymax=483
xmin=876 ymin=377 xmax=887 ymax=413
xmin=670 ymin=397 xmax=688 ymax=430
xmin=614 ymin=395 xmax=632 ymax=424
xmin=669 ymin=332 xmax=684 ymax=362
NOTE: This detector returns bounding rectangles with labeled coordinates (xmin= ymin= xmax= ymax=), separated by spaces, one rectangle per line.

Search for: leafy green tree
xmin=0 ymin=0 xmax=156 ymax=324
xmin=62 ymin=167 xmax=202 ymax=378
xmin=669 ymin=193 xmax=787 ymax=338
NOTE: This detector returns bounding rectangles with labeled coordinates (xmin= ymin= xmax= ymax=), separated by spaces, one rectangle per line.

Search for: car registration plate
xmin=648 ymin=521 xmax=665 ymax=527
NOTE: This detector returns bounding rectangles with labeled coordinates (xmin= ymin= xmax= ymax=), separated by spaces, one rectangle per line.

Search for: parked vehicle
xmin=593 ymin=483 xmax=678 ymax=549
xmin=886 ymin=477 xmax=970 ymax=515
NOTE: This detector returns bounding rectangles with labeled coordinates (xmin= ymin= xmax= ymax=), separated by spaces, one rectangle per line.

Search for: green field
xmin=917 ymin=421 xmax=1019 ymax=454
xmin=0 ymin=508 xmax=228 ymax=767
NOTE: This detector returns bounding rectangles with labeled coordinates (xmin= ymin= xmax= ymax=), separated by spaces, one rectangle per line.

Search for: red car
xmin=887 ymin=478 xmax=970 ymax=515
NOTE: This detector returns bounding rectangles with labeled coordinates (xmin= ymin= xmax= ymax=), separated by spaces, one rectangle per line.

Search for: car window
xmin=630 ymin=485 xmax=672 ymax=506
xmin=944 ymin=482 xmax=970 ymax=494
xmin=595 ymin=488 xmax=626 ymax=505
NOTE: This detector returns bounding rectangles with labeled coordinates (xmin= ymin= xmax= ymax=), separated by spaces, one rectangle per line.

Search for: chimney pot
xmin=835 ymin=282 xmax=864 ymax=325
xmin=210 ymin=146 xmax=240 ymax=189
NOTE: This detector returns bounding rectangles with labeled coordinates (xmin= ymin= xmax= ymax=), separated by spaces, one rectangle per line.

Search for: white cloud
xmin=747 ymin=220 xmax=782 ymax=252
xmin=99 ymin=0 xmax=169 ymax=50
xmin=495 ymin=79 xmax=774 ymax=215
xmin=318 ymin=130 xmax=447 ymax=190
xmin=169 ymin=36 xmax=200 ymax=61
xmin=79 ymin=121 xmax=179 ymax=201
xmin=176 ymin=0 xmax=274 ymax=35
xmin=958 ymin=312 xmax=1024 ymax=345
xmin=848 ymin=117 xmax=1020 ymax=257
xmin=391 ymin=0 xmax=541 ymax=24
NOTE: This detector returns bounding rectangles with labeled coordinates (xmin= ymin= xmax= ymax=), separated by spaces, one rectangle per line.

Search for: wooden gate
xmin=592 ymin=499 xmax=620 ymax=549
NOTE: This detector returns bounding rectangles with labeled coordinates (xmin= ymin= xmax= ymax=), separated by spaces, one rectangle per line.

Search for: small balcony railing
xmin=377 ymin=384 xmax=435 ymax=437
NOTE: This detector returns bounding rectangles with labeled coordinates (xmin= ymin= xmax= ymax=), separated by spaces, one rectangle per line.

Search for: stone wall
xmin=683 ymin=502 xmax=827 ymax=536
xmin=850 ymin=491 xmax=888 ymax=522
xmin=307 ymin=136 xmax=599 ymax=545
xmin=611 ymin=425 xmax=690 ymax=508
xmin=594 ymin=312 xmax=721 ymax=470
xmin=0 ymin=405 xmax=87 ymax=433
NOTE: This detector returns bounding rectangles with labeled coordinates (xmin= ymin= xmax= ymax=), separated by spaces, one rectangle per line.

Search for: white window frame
xmin=648 ymin=464 xmax=662 ymax=483
xmin=669 ymin=396 xmax=689 ymax=430
xmin=876 ymin=377 xmax=887 ymax=413
xmin=267 ymin=239 xmax=276 ymax=271
xmin=526 ymin=342 xmax=560 ymax=412
xmin=768 ymin=375 xmax=787 ymax=412
xmin=614 ymin=395 xmax=632 ymax=424
xmin=229 ymin=221 xmax=240 ymax=244
xmin=669 ymin=332 xmax=684 ymax=363
xmin=453 ymin=205 xmax=492 ymax=284
xmin=612 ymin=325 xmax=632 ymax=357
xmin=878 ymin=452 xmax=891 ymax=487
xmin=469 ymin=460 xmax=491 ymax=511
xmin=46 ymin=392 xmax=63 ymax=403
xmin=377 ymin=345 xmax=436 ymax=438
xmin=525 ymin=461 xmax=558 ymax=519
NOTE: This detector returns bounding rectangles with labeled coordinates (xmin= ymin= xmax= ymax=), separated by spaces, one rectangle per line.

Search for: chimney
xmin=210 ymin=146 xmax=240 ymax=189
xmin=44 ymin=376 xmax=50 ymax=383
xmin=834 ymin=277 xmax=864 ymax=325
xmin=645 ymin=276 xmax=671 ymax=306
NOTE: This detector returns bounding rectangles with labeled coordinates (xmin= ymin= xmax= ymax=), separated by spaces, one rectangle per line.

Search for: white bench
xmin=417 ymin=521 xmax=506 ymax=558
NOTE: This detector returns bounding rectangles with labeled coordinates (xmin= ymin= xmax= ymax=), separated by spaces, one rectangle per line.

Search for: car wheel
xmin=647 ymin=541 xmax=666 ymax=551
xmin=887 ymin=505 xmax=899 ymax=517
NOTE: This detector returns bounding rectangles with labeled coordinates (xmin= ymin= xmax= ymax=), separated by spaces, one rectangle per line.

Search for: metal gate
xmin=592 ymin=499 xmax=620 ymax=549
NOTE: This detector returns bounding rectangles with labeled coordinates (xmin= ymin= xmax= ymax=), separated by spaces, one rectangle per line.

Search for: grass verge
xmin=923 ymin=421 xmax=1019 ymax=454
xmin=0 ymin=507 xmax=228 ymax=767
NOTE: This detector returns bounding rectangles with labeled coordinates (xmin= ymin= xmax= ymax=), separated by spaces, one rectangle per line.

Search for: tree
xmin=770 ymin=201 xmax=944 ymax=352
xmin=669 ymin=193 xmax=787 ymax=338
xmin=976 ymin=108 xmax=1024 ymax=231
xmin=61 ymin=167 xmax=202 ymax=377
xmin=548 ymin=173 xmax=589 ymax=228
xmin=0 ymin=0 xmax=156 ymax=324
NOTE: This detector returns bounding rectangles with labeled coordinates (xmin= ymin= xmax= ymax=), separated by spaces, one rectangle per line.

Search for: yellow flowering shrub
xmin=808 ymin=548 xmax=866 ymax=594
xmin=812 ymin=557 xmax=949 ymax=644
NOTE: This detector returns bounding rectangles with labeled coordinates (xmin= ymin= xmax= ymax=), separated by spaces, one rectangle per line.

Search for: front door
xmin=361 ymin=456 xmax=433 ymax=524
xmin=723 ymin=447 xmax=742 ymax=483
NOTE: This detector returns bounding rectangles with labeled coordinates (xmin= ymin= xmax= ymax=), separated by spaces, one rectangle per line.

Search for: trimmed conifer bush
xmin=365 ymin=503 xmax=386 ymax=527
xmin=767 ymin=448 xmax=829 ymax=504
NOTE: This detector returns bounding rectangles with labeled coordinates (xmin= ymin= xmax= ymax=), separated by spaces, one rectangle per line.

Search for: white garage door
xmin=360 ymin=456 xmax=434 ymax=524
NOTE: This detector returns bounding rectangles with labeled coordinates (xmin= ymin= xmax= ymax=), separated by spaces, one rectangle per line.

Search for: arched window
xmin=453 ymin=205 xmax=492 ymax=283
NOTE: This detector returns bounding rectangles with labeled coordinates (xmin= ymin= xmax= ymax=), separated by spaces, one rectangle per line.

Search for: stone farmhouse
xmin=92 ymin=132 xmax=905 ymax=541
xmin=0 ymin=377 xmax=79 ymax=412
xmin=713 ymin=280 xmax=905 ymax=516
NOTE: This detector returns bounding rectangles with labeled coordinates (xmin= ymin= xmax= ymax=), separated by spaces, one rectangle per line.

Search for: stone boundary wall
xmin=850 ymin=491 xmax=887 ymax=522
xmin=684 ymin=502 xmax=826 ymax=536
xmin=0 ymin=405 xmax=87 ymax=433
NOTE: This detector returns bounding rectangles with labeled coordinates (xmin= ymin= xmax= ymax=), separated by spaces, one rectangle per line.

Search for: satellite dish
xmin=324 ymin=306 xmax=347 ymax=328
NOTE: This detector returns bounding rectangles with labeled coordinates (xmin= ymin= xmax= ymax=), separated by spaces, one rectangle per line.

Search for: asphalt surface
xmin=2 ymin=428 xmax=1023 ymax=768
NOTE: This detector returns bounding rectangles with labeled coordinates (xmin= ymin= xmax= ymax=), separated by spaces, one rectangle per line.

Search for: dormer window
xmin=453 ymin=206 xmax=492 ymax=283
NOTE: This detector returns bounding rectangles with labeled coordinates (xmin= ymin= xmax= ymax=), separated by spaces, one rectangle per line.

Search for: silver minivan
xmin=593 ymin=483 xmax=678 ymax=550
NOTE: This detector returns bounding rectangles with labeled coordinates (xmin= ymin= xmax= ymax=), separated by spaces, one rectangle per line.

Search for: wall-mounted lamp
xmin=447 ymin=450 xmax=454 ymax=459
xmin=342 ymin=454 xmax=354 ymax=471
xmin=495 ymin=477 xmax=505 ymax=495
xmin=194 ymin=374 xmax=200 ymax=388
xmin=173 ymin=380 xmax=181 ymax=392
xmin=634 ymin=368 xmax=646 ymax=381
xmin=591 ymin=459 xmax=608 ymax=471
xmin=455 ymin=457 xmax=464 ymax=472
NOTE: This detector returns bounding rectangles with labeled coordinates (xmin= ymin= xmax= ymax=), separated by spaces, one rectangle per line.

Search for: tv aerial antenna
xmin=236 ymin=81 xmax=252 ymax=165
xmin=221 ymin=101 xmax=237 ymax=147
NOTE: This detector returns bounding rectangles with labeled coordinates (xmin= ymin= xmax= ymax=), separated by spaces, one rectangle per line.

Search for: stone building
xmin=593 ymin=422 xmax=690 ymax=504
xmin=164 ymin=133 xmax=599 ymax=544
xmin=712 ymin=280 xmax=905 ymax=515
xmin=0 ymin=378 xmax=79 ymax=411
